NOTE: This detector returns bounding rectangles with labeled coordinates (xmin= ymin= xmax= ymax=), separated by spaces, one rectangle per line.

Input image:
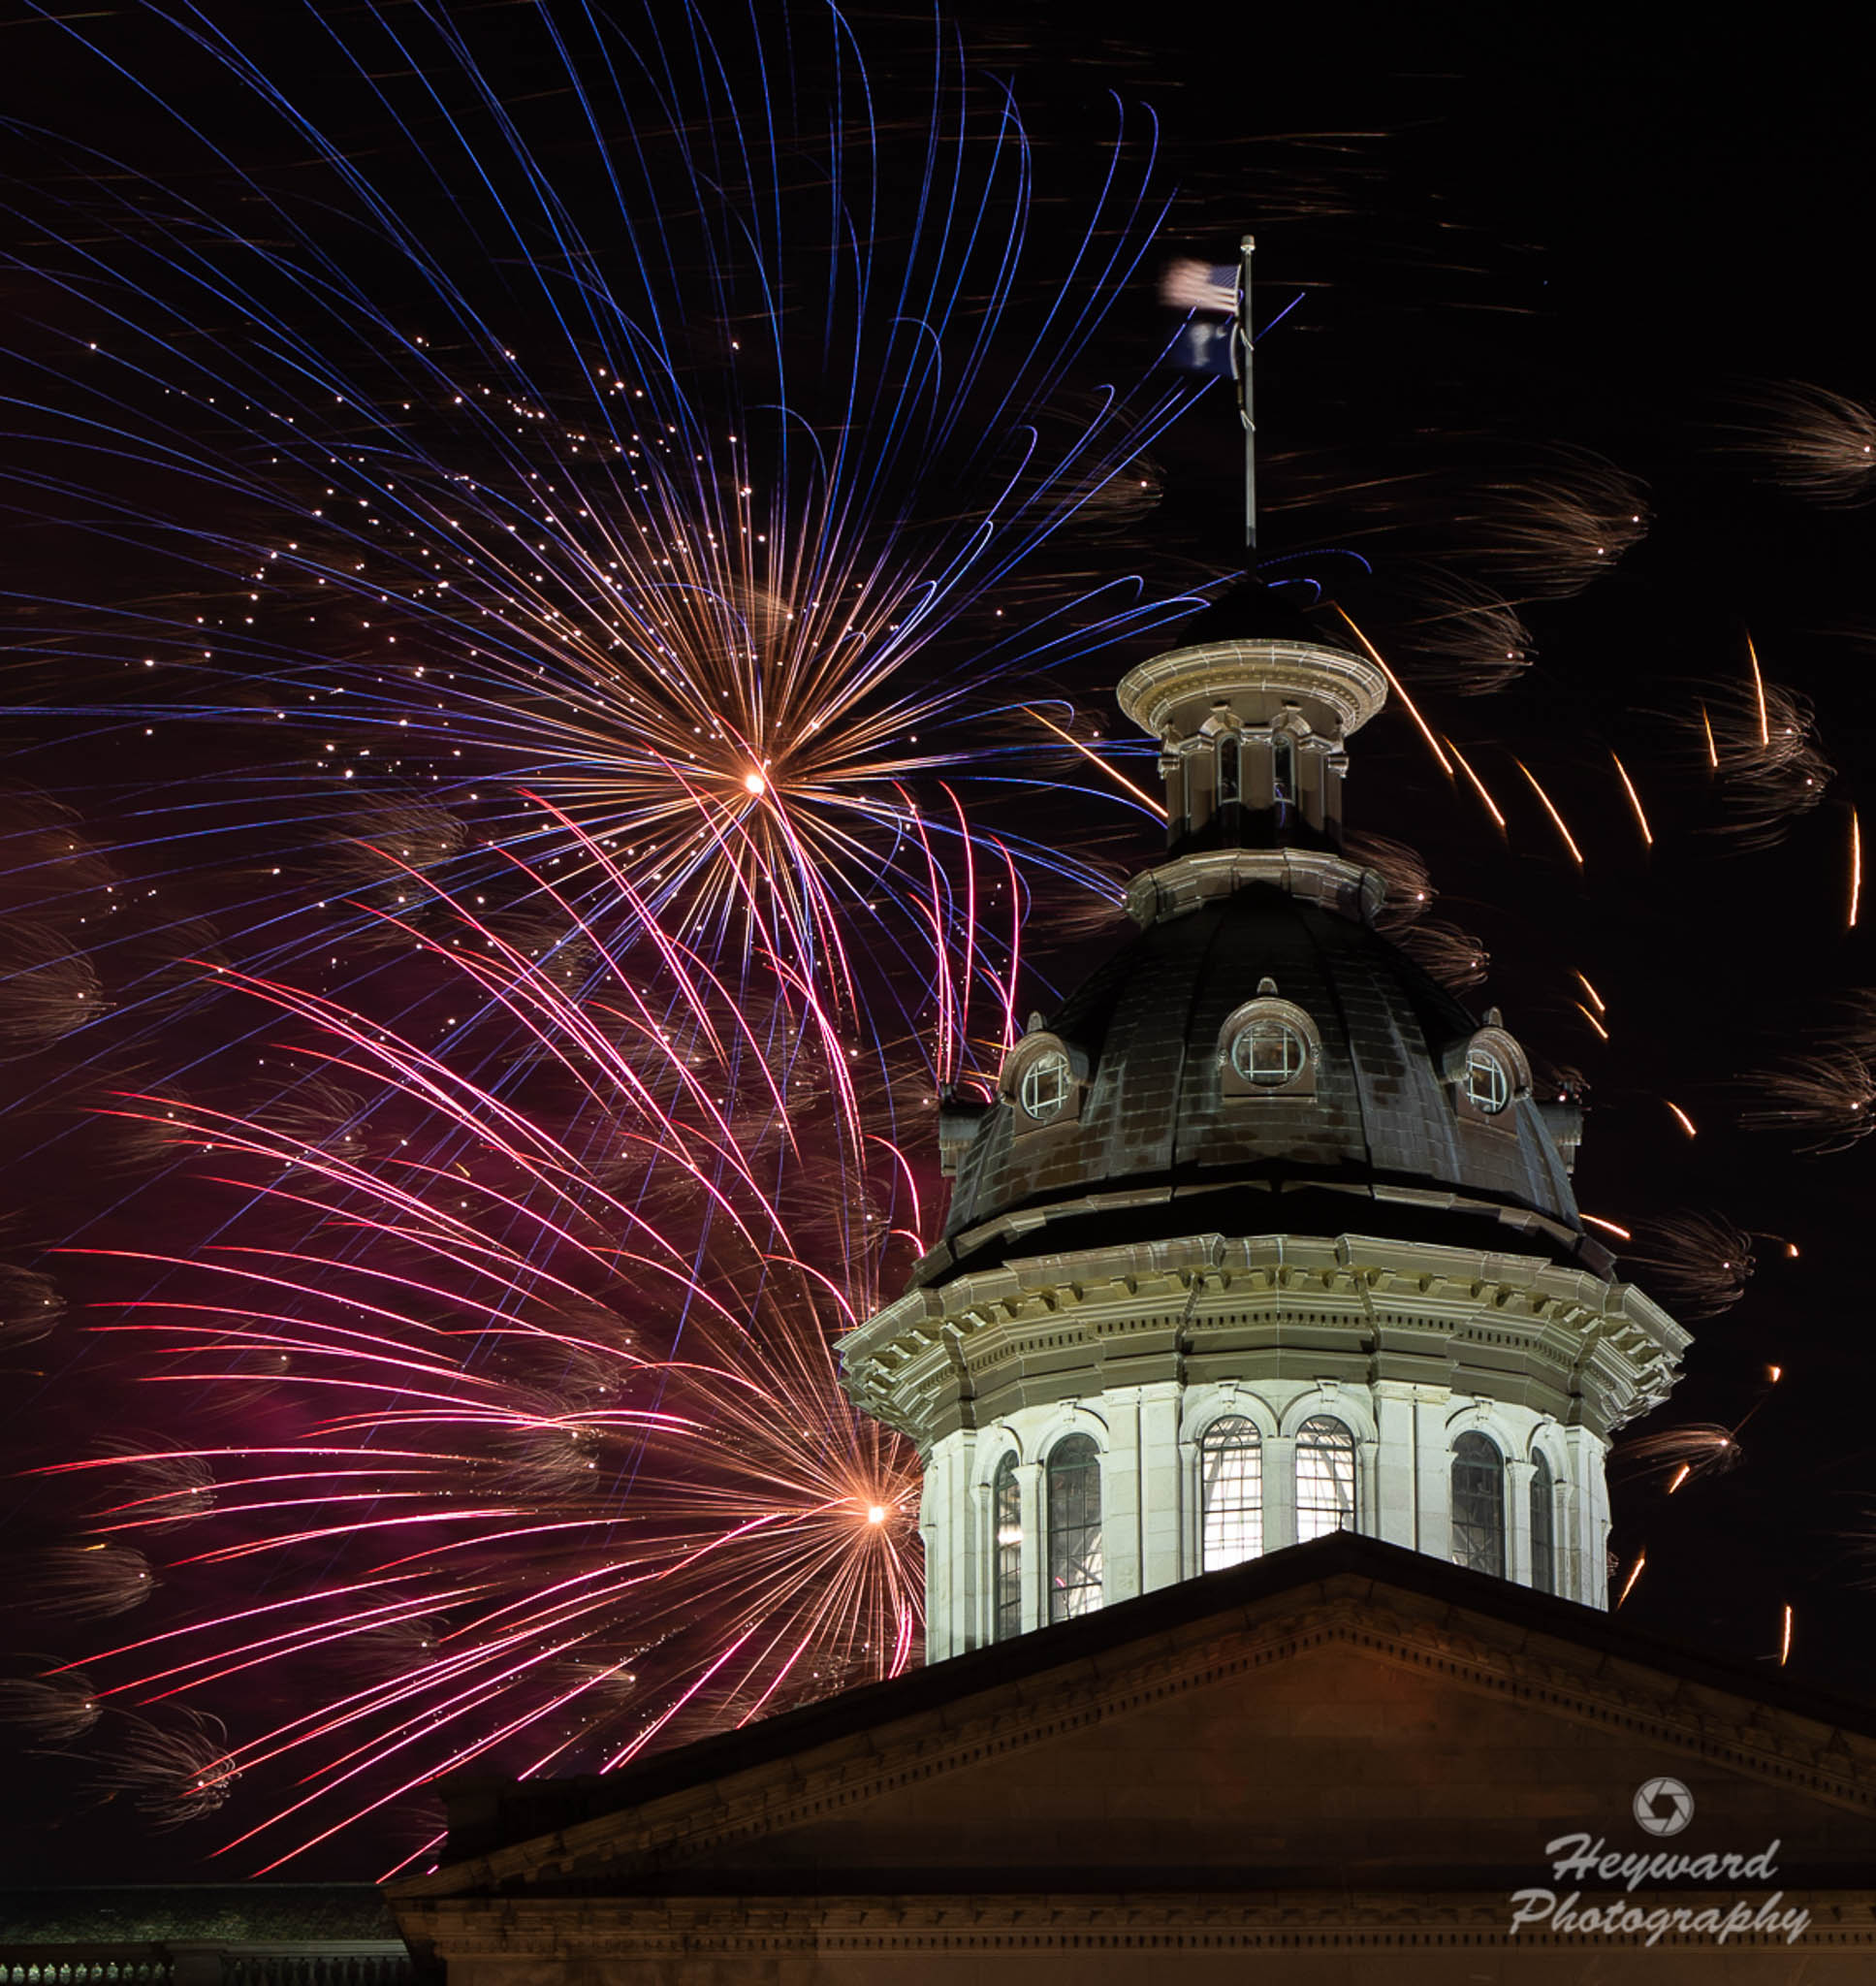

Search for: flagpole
xmin=1238 ymin=233 xmax=1256 ymax=556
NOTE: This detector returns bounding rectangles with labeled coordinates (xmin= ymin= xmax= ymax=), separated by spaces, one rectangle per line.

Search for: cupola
xmin=843 ymin=605 xmax=1687 ymax=1662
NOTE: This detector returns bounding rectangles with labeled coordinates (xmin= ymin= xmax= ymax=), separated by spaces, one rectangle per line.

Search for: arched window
xmin=1200 ymin=1415 xmax=1262 ymax=1571
xmin=1451 ymin=1430 xmax=1506 ymax=1577
xmin=992 ymin=1453 xmax=1023 ymax=1641
xmin=1217 ymin=733 xmax=1241 ymax=806
xmin=1530 ymin=1450 xmax=1556 ymax=1595
xmin=1046 ymin=1434 xmax=1102 ymax=1622
xmin=1272 ymin=734 xmax=1296 ymax=809
xmin=1294 ymin=1416 xmax=1356 ymax=1541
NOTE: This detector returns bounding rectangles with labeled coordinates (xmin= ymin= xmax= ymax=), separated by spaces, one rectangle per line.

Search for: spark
xmin=1616 ymin=1551 xmax=1646 ymax=1607
xmin=1609 ymin=750 xmax=1653 ymax=847
xmin=1580 ymin=1214 xmax=1631 ymax=1239
xmin=1665 ymin=1100 xmax=1698 ymax=1137
xmin=1780 ymin=1604 xmax=1794 ymax=1666
xmin=1574 ymin=1002 xmax=1609 ymax=1041
xmin=1512 ymin=758 xmax=1584 ymax=866
xmin=1747 ymin=632 xmax=1769 ymax=747
xmin=1574 ymin=970 xmax=1606 ymax=1012
xmin=1025 ymin=707 xmax=1167 ymax=819
xmin=1852 ymin=808 xmax=1861 ymax=929
xmin=1442 ymin=735 xmax=1507 ymax=828
xmin=1330 ymin=606 xmax=1452 ymax=777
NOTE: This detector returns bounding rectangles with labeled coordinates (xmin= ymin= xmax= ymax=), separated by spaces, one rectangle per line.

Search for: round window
xmin=1018 ymin=1048 xmax=1071 ymax=1122
xmin=1465 ymin=1046 xmax=1510 ymax=1114
xmin=1230 ymin=1016 xmax=1308 ymax=1088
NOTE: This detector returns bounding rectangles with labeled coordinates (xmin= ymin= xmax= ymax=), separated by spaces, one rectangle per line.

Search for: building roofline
xmin=415 ymin=1530 xmax=1876 ymax=1877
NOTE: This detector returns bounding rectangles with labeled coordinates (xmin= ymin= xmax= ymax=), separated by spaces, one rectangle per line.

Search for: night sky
xmin=4 ymin=2 xmax=1876 ymax=1883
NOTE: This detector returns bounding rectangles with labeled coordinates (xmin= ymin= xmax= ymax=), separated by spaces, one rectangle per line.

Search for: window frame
xmin=1018 ymin=1050 xmax=1071 ymax=1123
xmin=1529 ymin=1447 xmax=1557 ymax=1596
xmin=1465 ymin=1046 xmax=1510 ymax=1114
xmin=1450 ymin=1428 xmax=1507 ymax=1577
xmin=991 ymin=1451 xmax=1024 ymax=1640
xmin=998 ymin=1030 xmax=1086 ymax=1135
xmin=1447 ymin=1023 xmax=1532 ymax=1125
xmin=1217 ymin=995 xmax=1321 ymax=1100
xmin=1198 ymin=1414 xmax=1264 ymax=1571
xmin=1045 ymin=1432 xmax=1103 ymax=1623
xmin=1293 ymin=1414 xmax=1357 ymax=1542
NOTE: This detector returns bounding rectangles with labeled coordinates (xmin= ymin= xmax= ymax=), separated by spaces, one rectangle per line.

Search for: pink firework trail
xmin=36 ymin=826 xmax=1022 ymax=1873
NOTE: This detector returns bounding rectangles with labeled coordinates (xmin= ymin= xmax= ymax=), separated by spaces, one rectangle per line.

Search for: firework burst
xmin=25 ymin=819 xmax=992 ymax=1872
xmin=5 ymin=0 xmax=1204 ymax=1033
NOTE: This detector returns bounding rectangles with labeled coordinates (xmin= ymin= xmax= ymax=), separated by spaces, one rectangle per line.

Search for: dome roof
xmin=1170 ymin=574 xmax=1360 ymax=653
xmin=920 ymin=881 xmax=1597 ymax=1289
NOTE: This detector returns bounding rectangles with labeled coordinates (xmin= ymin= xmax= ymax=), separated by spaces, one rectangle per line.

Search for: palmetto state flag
xmin=1161 ymin=258 xmax=1241 ymax=376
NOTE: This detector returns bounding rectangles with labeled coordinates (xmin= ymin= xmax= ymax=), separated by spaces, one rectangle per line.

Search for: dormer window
xmin=1447 ymin=1018 xmax=1532 ymax=1125
xmin=1218 ymin=981 xmax=1320 ymax=1099
xmin=999 ymin=1031 xmax=1087 ymax=1134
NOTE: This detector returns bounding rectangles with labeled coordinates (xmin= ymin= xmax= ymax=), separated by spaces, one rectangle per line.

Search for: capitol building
xmin=381 ymin=596 xmax=1876 ymax=1981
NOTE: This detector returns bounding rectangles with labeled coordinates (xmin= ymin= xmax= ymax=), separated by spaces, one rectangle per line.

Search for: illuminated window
xmin=993 ymin=1453 xmax=1023 ymax=1640
xmin=1046 ymin=1434 xmax=1102 ymax=1622
xmin=1294 ymin=1416 xmax=1356 ymax=1541
xmin=1229 ymin=1017 xmax=1309 ymax=1088
xmin=1451 ymin=1430 xmax=1506 ymax=1576
xmin=1530 ymin=1450 xmax=1556 ymax=1595
xmin=1200 ymin=1416 xmax=1262 ymax=1570
xmin=1465 ymin=1046 xmax=1510 ymax=1114
xmin=1019 ymin=1049 xmax=1071 ymax=1123
xmin=1273 ymin=733 xmax=1295 ymax=805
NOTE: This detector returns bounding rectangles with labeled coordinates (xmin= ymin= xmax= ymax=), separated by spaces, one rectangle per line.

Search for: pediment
xmin=395 ymin=1547 xmax=1876 ymax=1905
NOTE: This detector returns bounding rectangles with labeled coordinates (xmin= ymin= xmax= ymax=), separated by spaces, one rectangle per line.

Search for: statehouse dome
xmin=914 ymin=633 xmax=1596 ymax=1291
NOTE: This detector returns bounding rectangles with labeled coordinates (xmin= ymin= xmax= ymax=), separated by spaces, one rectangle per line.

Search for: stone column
xmin=1298 ymin=737 xmax=1328 ymax=836
xmin=1370 ymin=1384 xmax=1420 ymax=1550
xmin=1184 ymin=738 xmax=1216 ymax=841
xmin=1570 ymin=1425 xmax=1612 ymax=1610
xmin=1016 ymin=1460 xmax=1044 ymax=1634
xmin=920 ymin=1443 xmax=948 ymax=1659
xmin=1415 ymin=1399 xmax=1453 ymax=1563
xmin=1506 ymin=1457 xmax=1536 ymax=1587
xmin=1102 ymin=1391 xmax=1142 ymax=1606
xmin=1137 ymin=1381 xmax=1184 ymax=1591
xmin=1266 ymin=1434 xmax=1297 ymax=1549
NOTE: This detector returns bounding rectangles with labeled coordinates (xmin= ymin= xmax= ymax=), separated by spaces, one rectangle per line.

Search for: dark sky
xmin=4 ymin=0 xmax=1876 ymax=1883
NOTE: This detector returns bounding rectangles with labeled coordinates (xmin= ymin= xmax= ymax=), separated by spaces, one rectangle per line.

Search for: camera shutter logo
xmin=1634 ymin=1777 xmax=1695 ymax=1838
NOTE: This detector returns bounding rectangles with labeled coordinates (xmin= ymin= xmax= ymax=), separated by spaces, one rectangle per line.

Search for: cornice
xmin=397 ymin=1886 xmax=1876 ymax=1956
xmin=391 ymin=1581 xmax=1876 ymax=1903
xmin=1117 ymin=639 xmax=1387 ymax=742
xmin=843 ymin=1229 xmax=1687 ymax=1442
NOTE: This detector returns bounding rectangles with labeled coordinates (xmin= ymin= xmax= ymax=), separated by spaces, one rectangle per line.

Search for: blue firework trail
xmin=4 ymin=0 xmax=1202 ymax=1047
xmin=0 ymin=0 xmax=1214 ymax=1874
